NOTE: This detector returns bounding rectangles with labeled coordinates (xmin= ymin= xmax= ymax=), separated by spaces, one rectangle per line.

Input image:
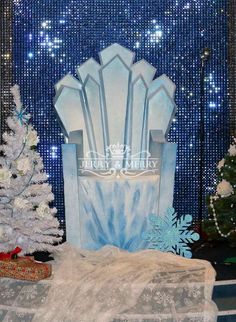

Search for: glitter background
xmin=11 ymin=0 xmax=230 ymax=230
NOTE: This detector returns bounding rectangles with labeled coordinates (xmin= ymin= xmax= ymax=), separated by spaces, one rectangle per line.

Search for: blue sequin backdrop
xmin=13 ymin=0 xmax=229 ymax=230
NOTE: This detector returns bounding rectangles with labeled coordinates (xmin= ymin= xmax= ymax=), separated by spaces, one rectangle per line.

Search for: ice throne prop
xmin=48 ymin=44 xmax=217 ymax=322
xmin=54 ymin=43 xmax=177 ymax=251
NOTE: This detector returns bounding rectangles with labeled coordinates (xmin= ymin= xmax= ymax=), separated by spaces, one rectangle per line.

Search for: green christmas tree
xmin=203 ymin=139 xmax=236 ymax=247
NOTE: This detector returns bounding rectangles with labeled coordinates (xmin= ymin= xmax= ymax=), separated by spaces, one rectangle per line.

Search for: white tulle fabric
xmin=32 ymin=243 xmax=217 ymax=322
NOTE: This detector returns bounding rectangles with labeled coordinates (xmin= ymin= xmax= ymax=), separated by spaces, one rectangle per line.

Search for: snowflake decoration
xmin=142 ymin=207 xmax=199 ymax=258
xmin=13 ymin=108 xmax=30 ymax=125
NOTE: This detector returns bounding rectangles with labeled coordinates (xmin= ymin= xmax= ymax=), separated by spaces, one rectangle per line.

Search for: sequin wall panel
xmin=0 ymin=0 xmax=13 ymax=134
xmin=13 ymin=0 xmax=229 ymax=229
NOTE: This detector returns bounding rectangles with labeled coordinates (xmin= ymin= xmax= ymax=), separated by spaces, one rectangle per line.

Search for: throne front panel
xmin=78 ymin=175 xmax=159 ymax=251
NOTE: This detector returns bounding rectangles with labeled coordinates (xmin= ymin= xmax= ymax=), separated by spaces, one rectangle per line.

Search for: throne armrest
xmin=67 ymin=130 xmax=84 ymax=158
xmin=149 ymin=130 xmax=177 ymax=215
xmin=62 ymin=142 xmax=81 ymax=247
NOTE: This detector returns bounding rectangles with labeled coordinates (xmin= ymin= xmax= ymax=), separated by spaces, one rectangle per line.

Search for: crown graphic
xmin=106 ymin=143 xmax=131 ymax=158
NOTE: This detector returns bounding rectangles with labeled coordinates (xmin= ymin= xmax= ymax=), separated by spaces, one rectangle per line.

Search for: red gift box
xmin=0 ymin=253 xmax=52 ymax=281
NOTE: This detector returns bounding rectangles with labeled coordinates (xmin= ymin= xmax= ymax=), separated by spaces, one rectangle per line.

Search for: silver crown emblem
xmin=106 ymin=143 xmax=131 ymax=158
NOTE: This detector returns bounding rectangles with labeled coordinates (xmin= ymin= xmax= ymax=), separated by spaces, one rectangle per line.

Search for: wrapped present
xmin=0 ymin=248 xmax=52 ymax=281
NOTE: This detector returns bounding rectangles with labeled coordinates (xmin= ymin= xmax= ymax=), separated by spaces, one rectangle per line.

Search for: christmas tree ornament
xmin=228 ymin=144 xmax=236 ymax=156
xmin=16 ymin=157 xmax=31 ymax=175
xmin=13 ymin=197 xmax=30 ymax=209
xmin=14 ymin=107 xmax=31 ymax=125
xmin=0 ymin=224 xmax=13 ymax=242
xmin=0 ymin=168 xmax=12 ymax=186
xmin=216 ymin=179 xmax=234 ymax=197
xmin=26 ymin=126 xmax=39 ymax=147
xmin=217 ymin=158 xmax=225 ymax=171
xmin=36 ymin=202 xmax=52 ymax=218
xmin=209 ymin=196 xmax=236 ymax=238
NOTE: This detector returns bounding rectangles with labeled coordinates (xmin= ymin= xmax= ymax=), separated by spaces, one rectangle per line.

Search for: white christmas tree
xmin=0 ymin=84 xmax=63 ymax=255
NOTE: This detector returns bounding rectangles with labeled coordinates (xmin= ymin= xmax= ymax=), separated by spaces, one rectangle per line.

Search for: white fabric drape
xmin=32 ymin=243 xmax=217 ymax=322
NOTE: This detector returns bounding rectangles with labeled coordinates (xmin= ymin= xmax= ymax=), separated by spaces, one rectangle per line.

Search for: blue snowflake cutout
xmin=142 ymin=207 xmax=199 ymax=258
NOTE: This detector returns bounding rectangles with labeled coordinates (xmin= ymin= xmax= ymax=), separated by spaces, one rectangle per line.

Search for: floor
xmin=193 ymin=241 xmax=236 ymax=321
xmin=192 ymin=240 xmax=236 ymax=281
xmin=214 ymin=280 xmax=236 ymax=321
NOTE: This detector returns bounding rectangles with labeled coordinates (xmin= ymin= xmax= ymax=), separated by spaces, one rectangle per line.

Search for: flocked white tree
xmin=0 ymin=85 xmax=63 ymax=254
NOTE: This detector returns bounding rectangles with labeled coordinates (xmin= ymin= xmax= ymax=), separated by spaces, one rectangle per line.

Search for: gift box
xmin=0 ymin=256 xmax=52 ymax=281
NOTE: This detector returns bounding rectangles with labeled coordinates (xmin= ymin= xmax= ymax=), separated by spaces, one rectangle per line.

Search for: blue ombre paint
xmin=75 ymin=175 xmax=159 ymax=251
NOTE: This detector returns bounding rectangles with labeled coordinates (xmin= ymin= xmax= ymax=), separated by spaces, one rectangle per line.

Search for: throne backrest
xmin=54 ymin=43 xmax=176 ymax=170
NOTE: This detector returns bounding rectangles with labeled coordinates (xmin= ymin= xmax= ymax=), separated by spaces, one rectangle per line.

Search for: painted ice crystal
xmin=142 ymin=207 xmax=199 ymax=258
